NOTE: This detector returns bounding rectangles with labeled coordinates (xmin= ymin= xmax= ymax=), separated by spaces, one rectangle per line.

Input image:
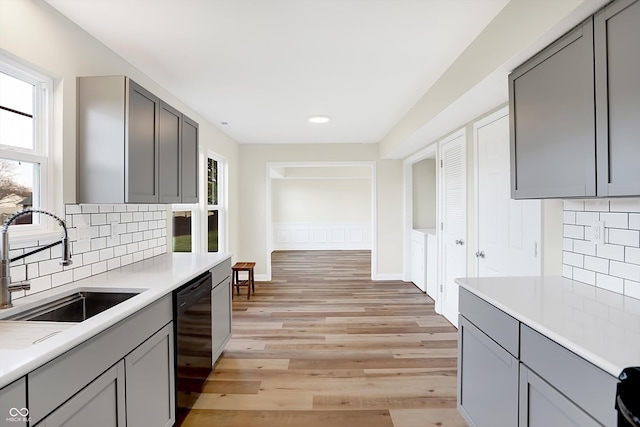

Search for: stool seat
xmin=232 ymin=262 xmax=256 ymax=300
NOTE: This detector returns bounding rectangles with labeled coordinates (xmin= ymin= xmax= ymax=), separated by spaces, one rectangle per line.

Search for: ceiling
xmin=44 ymin=0 xmax=606 ymax=157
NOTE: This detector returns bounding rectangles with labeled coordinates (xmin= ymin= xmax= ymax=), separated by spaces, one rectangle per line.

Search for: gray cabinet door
xmin=127 ymin=80 xmax=160 ymax=203
xmin=158 ymin=101 xmax=182 ymax=203
xmin=37 ymin=361 xmax=126 ymax=427
xmin=509 ymin=18 xmax=596 ymax=199
xmin=457 ymin=315 xmax=519 ymax=427
xmin=595 ymin=0 xmax=640 ymax=196
xmin=181 ymin=115 xmax=199 ymax=203
xmin=519 ymin=364 xmax=601 ymax=427
xmin=124 ymin=322 xmax=175 ymax=427
xmin=211 ymin=276 xmax=232 ymax=362
xmin=0 ymin=377 xmax=27 ymax=427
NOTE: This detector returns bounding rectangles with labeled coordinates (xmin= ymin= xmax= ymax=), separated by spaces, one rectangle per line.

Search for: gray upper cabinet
xmin=595 ymin=0 xmax=640 ymax=197
xmin=509 ymin=18 xmax=596 ymax=199
xmin=181 ymin=115 xmax=199 ymax=203
xmin=158 ymin=101 xmax=182 ymax=203
xmin=78 ymin=76 xmax=199 ymax=203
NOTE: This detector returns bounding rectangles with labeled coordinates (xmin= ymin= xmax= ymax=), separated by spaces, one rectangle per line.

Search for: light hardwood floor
xmin=181 ymin=250 xmax=467 ymax=427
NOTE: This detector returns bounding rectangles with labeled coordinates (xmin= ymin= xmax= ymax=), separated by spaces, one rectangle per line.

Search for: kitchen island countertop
xmin=0 ymin=252 xmax=231 ymax=388
xmin=456 ymin=275 xmax=640 ymax=378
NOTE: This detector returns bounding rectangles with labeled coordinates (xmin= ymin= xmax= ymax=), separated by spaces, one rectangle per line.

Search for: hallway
xmin=181 ymin=250 xmax=467 ymax=427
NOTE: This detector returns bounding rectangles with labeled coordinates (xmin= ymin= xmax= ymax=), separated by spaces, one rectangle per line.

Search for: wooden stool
xmin=232 ymin=262 xmax=255 ymax=300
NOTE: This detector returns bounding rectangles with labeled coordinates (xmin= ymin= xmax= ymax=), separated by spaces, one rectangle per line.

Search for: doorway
xmin=265 ymin=162 xmax=377 ymax=280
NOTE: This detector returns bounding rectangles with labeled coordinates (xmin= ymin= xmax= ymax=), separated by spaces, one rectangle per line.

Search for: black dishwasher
xmin=173 ymin=271 xmax=213 ymax=426
xmin=617 ymin=367 xmax=640 ymax=427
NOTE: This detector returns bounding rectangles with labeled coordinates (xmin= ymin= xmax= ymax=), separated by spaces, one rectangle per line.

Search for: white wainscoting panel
xmin=273 ymin=222 xmax=371 ymax=250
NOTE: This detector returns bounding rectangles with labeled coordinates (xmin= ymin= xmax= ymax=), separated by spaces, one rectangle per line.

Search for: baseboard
xmin=371 ymin=273 xmax=403 ymax=281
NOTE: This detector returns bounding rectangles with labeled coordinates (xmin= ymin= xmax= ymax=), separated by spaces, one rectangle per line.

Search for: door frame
xmin=473 ymin=106 xmax=509 ymax=276
xmin=402 ymin=143 xmax=438 ymax=285
xmin=438 ymin=127 xmax=467 ymax=320
xmin=265 ymin=161 xmax=377 ymax=281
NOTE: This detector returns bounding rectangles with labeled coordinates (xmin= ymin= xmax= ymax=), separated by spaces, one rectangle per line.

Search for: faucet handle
xmin=8 ymin=281 xmax=30 ymax=292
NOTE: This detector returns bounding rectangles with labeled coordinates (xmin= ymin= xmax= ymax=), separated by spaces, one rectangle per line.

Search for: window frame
xmin=0 ymin=54 xmax=54 ymax=241
xmin=207 ymin=152 xmax=226 ymax=253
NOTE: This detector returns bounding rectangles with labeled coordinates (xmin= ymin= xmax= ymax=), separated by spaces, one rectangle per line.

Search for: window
xmin=207 ymin=155 xmax=225 ymax=252
xmin=0 ymin=56 xmax=51 ymax=230
xmin=171 ymin=153 xmax=226 ymax=253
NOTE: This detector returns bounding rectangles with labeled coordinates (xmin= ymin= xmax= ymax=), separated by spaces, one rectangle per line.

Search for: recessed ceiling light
xmin=308 ymin=115 xmax=330 ymax=124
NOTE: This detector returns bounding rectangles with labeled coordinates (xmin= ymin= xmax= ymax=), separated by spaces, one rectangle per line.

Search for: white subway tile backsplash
xmin=573 ymin=268 xmax=595 ymax=285
xmin=610 ymin=198 xmax=640 ymax=213
xmin=584 ymin=255 xmax=609 ymax=274
xmin=564 ymin=224 xmax=584 ymax=239
xmin=573 ymin=240 xmax=596 ymax=256
xmin=584 ymin=199 xmax=610 ymax=212
xmin=563 ymin=251 xmax=584 ymax=268
xmin=575 ymin=211 xmax=600 ymax=226
xmin=600 ymin=212 xmax=629 ymax=229
xmin=608 ymin=229 xmax=640 ymax=247
xmin=596 ymin=244 xmax=625 ymax=261
xmin=625 ymin=247 xmax=640 ymax=266
xmin=611 ymin=261 xmax=640 ymax=282
xmin=9 ymin=203 xmax=169 ymax=300
xmin=564 ymin=200 xmax=585 ymax=211
xmin=597 ymin=273 xmax=624 ymax=293
xmin=564 ymin=199 xmax=640 ymax=300
xmin=626 ymin=280 xmax=640 ymax=299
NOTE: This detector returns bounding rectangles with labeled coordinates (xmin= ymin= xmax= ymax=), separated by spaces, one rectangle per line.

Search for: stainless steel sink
xmin=6 ymin=291 xmax=139 ymax=322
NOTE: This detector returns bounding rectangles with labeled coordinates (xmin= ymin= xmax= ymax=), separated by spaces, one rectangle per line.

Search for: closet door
xmin=439 ymin=130 xmax=467 ymax=327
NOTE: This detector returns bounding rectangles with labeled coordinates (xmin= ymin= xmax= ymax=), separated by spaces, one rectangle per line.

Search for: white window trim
xmin=207 ymin=151 xmax=227 ymax=253
xmin=0 ymin=53 xmax=55 ymax=243
xmin=170 ymin=204 xmax=200 ymax=253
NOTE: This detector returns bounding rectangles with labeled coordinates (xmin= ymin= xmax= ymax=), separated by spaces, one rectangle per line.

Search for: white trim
xmin=206 ymin=152 xmax=227 ymax=253
xmin=0 ymin=53 xmax=54 ymax=240
xmin=265 ymin=161 xmax=377 ymax=281
xmin=371 ymin=273 xmax=403 ymax=281
xmin=473 ymin=106 xmax=509 ymax=276
xmin=437 ymin=127 xmax=467 ymax=318
xmin=402 ymin=143 xmax=437 ymax=283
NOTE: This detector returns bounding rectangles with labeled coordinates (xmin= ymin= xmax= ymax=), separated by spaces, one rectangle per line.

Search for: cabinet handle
xmin=455 ymin=239 xmax=465 ymax=246
xmin=475 ymin=251 xmax=485 ymax=258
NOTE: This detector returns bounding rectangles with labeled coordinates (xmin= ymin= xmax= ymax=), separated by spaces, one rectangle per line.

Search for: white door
xmin=476 ymin=110 xmax=541 ymax=277
xmin=439 ymin=130 xmax=467 ymax=327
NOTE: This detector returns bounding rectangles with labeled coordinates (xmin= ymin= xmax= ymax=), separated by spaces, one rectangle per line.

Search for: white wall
xmin=238 ymin=143 xmax=402 ymax=279
xmin=272 ymin=179 xmax=371 ymax=222
xmin=412 ymin=159 xmax=437 ymax=229
xmin=0 ymin=0 xmax=240 ymax=258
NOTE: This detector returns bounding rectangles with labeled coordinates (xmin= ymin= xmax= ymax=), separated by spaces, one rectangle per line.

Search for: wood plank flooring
xmin=181 ymin=250 xmax=467 ymax=427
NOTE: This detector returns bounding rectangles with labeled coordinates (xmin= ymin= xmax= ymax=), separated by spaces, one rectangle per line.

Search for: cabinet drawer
xmin=28 ymin=295 xmax=172 ymax=425
xmin=211 ymin=258 xmax=231 ymax=285
xmin=520 ymin=325 xmax=617 ymax=427
xmin=459 ymin=288 xmax=519 ymax=357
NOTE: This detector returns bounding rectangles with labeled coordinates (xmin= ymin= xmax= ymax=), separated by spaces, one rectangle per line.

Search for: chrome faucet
xmin=0 ymin=209 xmax=72 ymax=309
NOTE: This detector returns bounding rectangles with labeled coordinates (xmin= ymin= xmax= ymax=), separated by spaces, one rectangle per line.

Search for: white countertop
xmin=412 ymin=228 xmax=436 ymax=236
xmin=0 ymin=252 xmax=231 ymax=388
xmin=456 ymin=275 xmax=640 ymax=378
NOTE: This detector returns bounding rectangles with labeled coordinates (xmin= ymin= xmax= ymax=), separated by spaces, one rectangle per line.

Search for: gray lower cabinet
xmin=509 ymin=18 xmax=595 ymax=199
xmin=0 ymin=377 xmax=27 ymax=427
xmin=212 ymin=276 xmax=232 ymax=362
xmin=125 ymin=323 xmax=175 ymax=427
xmin=36 ymin=361 xmax=126 ymax=427
xmin=28 ymin=295 xmax=174 ymax=426
xmin=458 ymin=289 xmax=618 ymax=427
xmin=595 ymin=0 xmax=640 ymax=196
xmin=519 ymin=364 xmax=600 ymax=427
xmin=457 ymin=315 xmax=519 ymax=427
